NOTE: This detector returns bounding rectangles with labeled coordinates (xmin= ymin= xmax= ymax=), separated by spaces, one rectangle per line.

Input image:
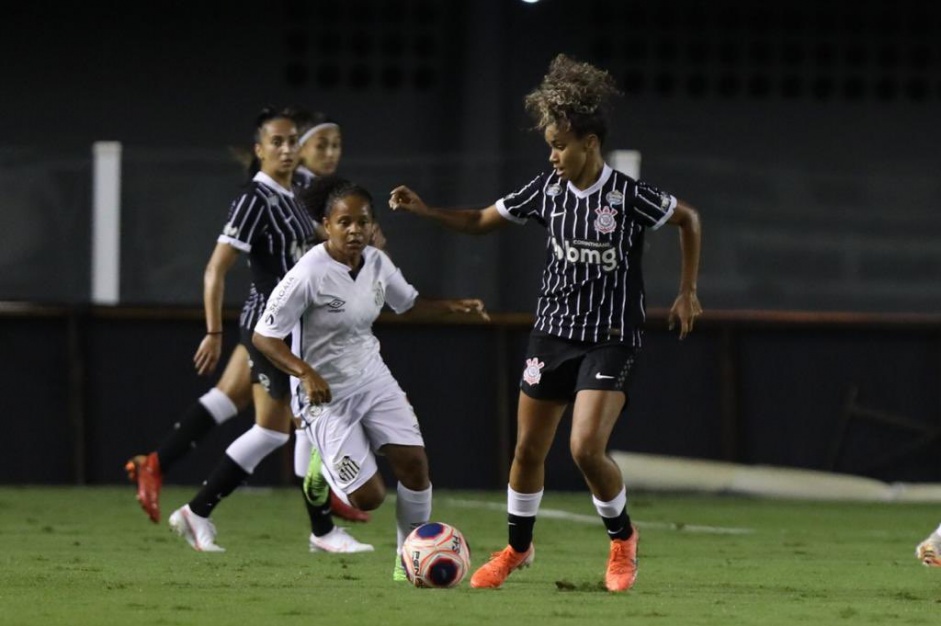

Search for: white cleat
xmin=916 ymin=531 xmax=941 ymax=567
xmin=309 ymin=527 xmax=374 ymax=554
xmin=169 ymin=505 xmax=225 ymax=553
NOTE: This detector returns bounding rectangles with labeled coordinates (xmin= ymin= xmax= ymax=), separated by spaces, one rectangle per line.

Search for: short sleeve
xmin=254 ymin=268 xmax=311 ymax=338
xmin=376 ymin=250 xmax=418 ymax=313
xmin=631 ymin=181 xmax=676 ymax=230
xmin=495 ymin=173 xmax=547 ymax=225
xmin=218 ymin=190 xmax=267 ymax=252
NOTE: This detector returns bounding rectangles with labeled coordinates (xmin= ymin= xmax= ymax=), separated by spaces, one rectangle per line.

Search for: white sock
xmin=507 ymin=486 xmax=543 ymax=517
xmin=199 ymin=388 xmax=238 ymax=424
xmin=396 ymin=482 xmax=432 ymax=551
xmin=293 ymin=434 xmax=312 ymax=478
xmin=591 ymin=486 xmax=627 ymax=519
xmin=225 ymin=425 xmax=289 ymax=473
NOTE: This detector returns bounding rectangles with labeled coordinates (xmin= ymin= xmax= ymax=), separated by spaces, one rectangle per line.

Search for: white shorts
xmin=300 ymin=365 xmax=424 ymax=495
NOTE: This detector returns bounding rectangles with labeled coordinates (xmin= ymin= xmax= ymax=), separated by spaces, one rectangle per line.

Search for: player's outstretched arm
xmin=666 ymin=200 xmax=702 ymax=339
xmin=388 ymin=185 xmax=508 ymax=235
xmin=401 ymin=297 xmax=491 ymax=323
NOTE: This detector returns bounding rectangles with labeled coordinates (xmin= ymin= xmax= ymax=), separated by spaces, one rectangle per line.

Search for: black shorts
xmin=240 ymin=326 xmax=291 ymax=401
xmin=519 ymin=331 xmax=638 ymax=402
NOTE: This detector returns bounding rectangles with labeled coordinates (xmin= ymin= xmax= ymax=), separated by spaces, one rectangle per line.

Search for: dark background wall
xmin=1 ymin=0 xmax=940 ymax=486
xmin=2 ymin=307 xmax=939 ymax=488
xmin=1 ymin=0 xmax=940 ymax=313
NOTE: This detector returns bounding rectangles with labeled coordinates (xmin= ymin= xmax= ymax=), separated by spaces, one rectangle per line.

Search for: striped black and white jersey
xmin=217 ymin=171 xmax=319 ymax=331
xmin=495 ymin=164 xmax=676 ymax=347
xmin=293 ymin=165 xmax=316 ymax=191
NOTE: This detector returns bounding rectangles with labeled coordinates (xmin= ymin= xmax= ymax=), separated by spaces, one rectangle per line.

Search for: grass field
xmin=1 ymin=486 xmax=939 ymax=626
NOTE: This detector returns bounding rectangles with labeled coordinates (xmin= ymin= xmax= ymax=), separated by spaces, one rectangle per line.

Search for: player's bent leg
xmin=347 ymin=473 xmax=387 ymax=512
xmin=303 ymin=443 xmax=370 ymax=522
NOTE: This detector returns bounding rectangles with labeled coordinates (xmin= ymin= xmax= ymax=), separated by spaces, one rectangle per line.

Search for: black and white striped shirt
xmin=217 ymin=171 xmax=319 ymax=331
xmin=496 ymin=164 xmax=675 ymax=347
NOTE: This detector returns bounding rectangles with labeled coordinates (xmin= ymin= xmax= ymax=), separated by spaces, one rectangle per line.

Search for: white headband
xmin=299 ymin=122 xmax=340 ymax=146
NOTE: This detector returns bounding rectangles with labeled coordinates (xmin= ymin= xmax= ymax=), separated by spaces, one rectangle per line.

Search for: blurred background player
xmin=287 ymin=107 xmax=387 ymax=249
xmin=916 ymin=523 xmax=941 ymax=566
xmin=129 ymin=107 xmax=369 ymax=553
xmin=390 ymin=53 xmax=702 ymax=592
xmin=253 ymin=176 xmax=489 ymax=579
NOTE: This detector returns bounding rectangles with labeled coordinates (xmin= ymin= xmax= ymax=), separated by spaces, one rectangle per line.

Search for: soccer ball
xmin=400 ymin=522 xmax=471 ymax=588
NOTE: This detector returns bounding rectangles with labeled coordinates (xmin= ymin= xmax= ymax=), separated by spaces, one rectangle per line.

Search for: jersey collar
xmin=566 ymin=163 xmax=612 ymax=199
xmin=253 ymin=171 xmax=295 ymax=197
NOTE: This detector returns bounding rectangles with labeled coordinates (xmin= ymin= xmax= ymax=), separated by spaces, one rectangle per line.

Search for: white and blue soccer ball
xmin=400 ymin=522 xmax=471 ymax=588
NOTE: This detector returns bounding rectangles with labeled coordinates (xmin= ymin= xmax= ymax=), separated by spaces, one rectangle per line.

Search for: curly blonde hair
xmin=524 ymin=54 xmax=621 ymax=144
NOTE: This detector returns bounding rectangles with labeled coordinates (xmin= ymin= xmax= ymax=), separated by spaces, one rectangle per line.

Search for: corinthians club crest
xmin=522 ymin=357 xmax=545 ymax=385
xmin=594 ymin=206 xmax=618 ymax=234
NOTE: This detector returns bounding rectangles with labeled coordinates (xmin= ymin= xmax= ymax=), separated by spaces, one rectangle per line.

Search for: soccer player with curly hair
xmin=389 ymin=54 xmax=702 ymax=592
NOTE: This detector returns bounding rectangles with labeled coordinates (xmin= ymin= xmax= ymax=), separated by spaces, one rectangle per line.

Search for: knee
xmin=349 ymin=483 xmax=386 ymax=511
xmin=570 ymin=439 xmax=605 ymax=472
xmin=513 ymin=440 xmax=546 ymax=468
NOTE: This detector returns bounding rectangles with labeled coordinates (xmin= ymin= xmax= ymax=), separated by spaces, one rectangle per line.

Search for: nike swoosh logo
xmin=595 ymin=373 xmax=615 ymax=380
xmin=549 ymin=211 xmax=565 ymax=217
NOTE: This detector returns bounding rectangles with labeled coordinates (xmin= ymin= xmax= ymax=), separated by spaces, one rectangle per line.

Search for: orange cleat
xmin=605 ymin=525 xmax=639 ymax=592
xmin=125 ymin=452 xmax=162 ymax=524
xmin=329 ymin=490 xmax=370 ymax=523
xmin=469 ymin=544 xmax=535 ymax=589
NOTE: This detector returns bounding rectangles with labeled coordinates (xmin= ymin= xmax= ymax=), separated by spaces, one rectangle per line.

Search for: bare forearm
xmin=676 ymin=202 xmax=701 ymax=294
xmin=400 ymin=297 xmax=490 ymax=322
xmin=252 ymin=333 xmax=313 ymax=378
xmin=203 ymin=268 xmax=225 ymax=333
xmin=420 ymin=206 xmax=493 ymax=234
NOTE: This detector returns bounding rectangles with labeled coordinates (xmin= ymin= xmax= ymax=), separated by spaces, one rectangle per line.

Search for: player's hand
xmin=301 ymin=370 xmax=332 ymax=405
xmin=389 ymin=185 xmax=428 ymax=215
xmin=668 ymin=291 xmax=702 ymax=339
xmin=193 ymin=334 xmax=223 ymax=376
xmin=448 ymin=298 xmax=490 ymax=322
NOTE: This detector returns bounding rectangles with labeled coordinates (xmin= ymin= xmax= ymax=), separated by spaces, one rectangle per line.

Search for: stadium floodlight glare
xmin=521 ymin=0 xmax=541 ymax=4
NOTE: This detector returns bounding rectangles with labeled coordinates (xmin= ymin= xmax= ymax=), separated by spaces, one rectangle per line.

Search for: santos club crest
xmin=594 ymin=206 xmax=618 ymax=234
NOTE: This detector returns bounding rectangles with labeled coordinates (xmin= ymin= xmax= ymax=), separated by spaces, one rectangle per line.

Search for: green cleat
xmin=393 ymin=555 xmax=408 ymax=582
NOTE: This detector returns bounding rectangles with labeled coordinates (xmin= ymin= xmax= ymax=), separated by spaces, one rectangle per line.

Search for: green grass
xmin=1 ymin=486 xmax=940 ymax=626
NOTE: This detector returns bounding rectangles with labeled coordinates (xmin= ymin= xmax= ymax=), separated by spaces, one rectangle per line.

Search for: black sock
xmin=155 ymin=402 xmax=217 ymax=472
xmin=602 ymin=508 xmax=633 ymax=541
xmin=299 ymin=480 xmax=335 ymax=537
xmin=508 ymin=513 xmax=536 ymax=552
xmin=189 ymin=455 xmax=249 ymax=518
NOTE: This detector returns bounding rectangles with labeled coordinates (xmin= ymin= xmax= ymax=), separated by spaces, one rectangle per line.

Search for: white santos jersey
xmin=254 ymin=244 xmax=418 ymax=403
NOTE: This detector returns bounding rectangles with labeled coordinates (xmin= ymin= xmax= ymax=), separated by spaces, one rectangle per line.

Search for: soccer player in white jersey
xmin=916 ymin=523 xmax=941 ymax=566
xmin=389 ymin=54 xmax=702 ymax=592
xmin=253 ymin=176 xmax=489 ymax=580
xmin=128 ymin=108 xmax=369 ymax=554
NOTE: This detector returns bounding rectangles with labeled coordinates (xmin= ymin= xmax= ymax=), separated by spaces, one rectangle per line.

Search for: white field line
xmin=443 ymin=498 xmax=753 ymax=535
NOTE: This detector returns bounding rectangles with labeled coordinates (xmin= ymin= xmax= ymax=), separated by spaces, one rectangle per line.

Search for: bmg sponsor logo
xmin=550 ymin=236 xmax=618 ymax=272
